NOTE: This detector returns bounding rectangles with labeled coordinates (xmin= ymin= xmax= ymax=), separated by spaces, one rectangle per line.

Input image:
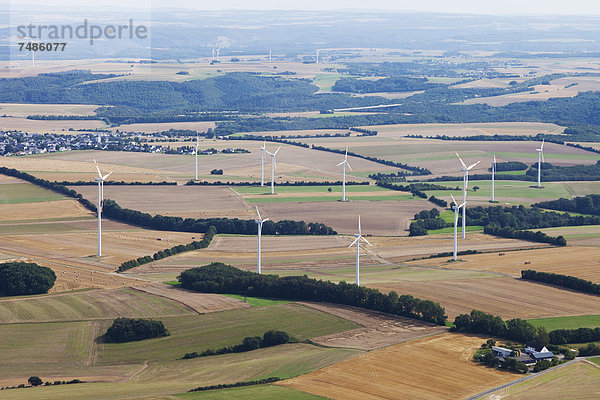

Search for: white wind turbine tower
xmin=93 ymin=160 xmax=112 ymax=256
xmin=337 ymin=147 xmax=352 ymax=201
xmin=194 ymin=136 xmax=199 ymax=181
xmin=260 ymin=141 xmax=266 ymax=186
xmin=456 ymin=153 xmax=480 ymax=239
xmin=316 ymin=49 xmax=320 ymax=64
xmin=255 ymin=206 xmax=269 ymax=274
xmin=450 ymin=195 xmax=466 ymax=261
xmin=491 ymin=154 xmax=496 ymax=202
xmin=348 ymin=216 xmax=371 ymax=286
xmin=536 ymin=139 xmax=545 ymax=188
xmin=265 ymin=147 xmax=280 ymax=195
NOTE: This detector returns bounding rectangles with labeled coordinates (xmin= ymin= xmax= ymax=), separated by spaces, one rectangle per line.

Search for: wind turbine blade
xmin=459 ymin=202 xmax=466 ymax=208
xmin=273 ymin=146 xmax=281 ymax=156
xmin=255 ymin=206 xmax=261 ymax=221
xmin=467 ymin=160 xmax=481 ymax=170
xmin=348 ymin=237 xmax=359 ymax=248
xmin=493 ymin=154 xmax=496 ymax=164
xmin=337 ymin=160 xmax=345 ymax=166
xmin=261 ymin=140 xmax=266 ymax=150
xmin=345 ymin=147 xmax=348 ymax=159
xmin=358 ymin=215 xmax=361 ymax=236
xmin=360 ymin=236 xmax=372 ymax=246
xmin=456 ymin=153 xmax=467 ymax=169
xmin=450 ymin=194 xmax=457 ymax=205
xmin=541 ymin=139 xmax=544 ymax=150
xmin=541 ymin=152 xmax=545 ymax=162
xmin=102 ymin=172 xmax=112 ymax=180
xmin=346 ymin=161 xmax=352 ymax=171
xmin=263 ymin=218 xmax=269 ymax=223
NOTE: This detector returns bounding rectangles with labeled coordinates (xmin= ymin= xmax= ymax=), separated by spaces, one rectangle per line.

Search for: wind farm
xmin=3 ymin=7 xmax=600 ymax=399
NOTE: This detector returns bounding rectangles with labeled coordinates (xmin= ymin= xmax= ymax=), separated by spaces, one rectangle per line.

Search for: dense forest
xmin=104 ymin=318 xmax=169 ymax=343
xmin=0 ymin=262 xmax=56 ymax=296
xmin=332 ymin=77 xmax=442 ymax=93
xmin=178 ymin=263 xmax=447 ymax=325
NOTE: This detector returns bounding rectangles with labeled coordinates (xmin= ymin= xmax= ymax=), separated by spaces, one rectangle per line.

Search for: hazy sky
xmin=7 ymin=0 xmax=600 ymax=15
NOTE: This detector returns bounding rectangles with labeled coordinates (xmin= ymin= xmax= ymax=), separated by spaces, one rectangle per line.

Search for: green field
xmin=233 ymin=185 xmax=389 ymax=194
xmin=175 ymin=385 xmax=325 ymax=399
xmin=0 ymin=222 xmax=90 ymax=235
xmin=97 ymin=304 xmax=357 ymax=365
xmin=527 ymin=315 xmax=600 ymax=331
xmin=313 ymin=73 xmax=343 ymax=92
xmin=428 ymin=226 xmax=484 ymax=234
xmin=245 ymin=194 xmax=412 ymax=203
xmin=0 ymin=288 xmax=193 ymax=323
xmin=0 ymin=183 xmax=66 ymax=204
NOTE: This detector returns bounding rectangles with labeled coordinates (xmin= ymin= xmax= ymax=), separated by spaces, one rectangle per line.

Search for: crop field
xmin=372 ymin=275 xmax=600 ymax=320
xmin=280 ymin=333 xmax=515 ymax=400
xmin=134 ymin=283 xmax=251 ymax=314
xmin=0 ymin=303 xmax=359 ymax=391
xmin=480 ymin=361 xmax=600 ymax=400
xmin=463 ymin=75 xmax=600 ymax=106
xmin=0 ymin=287 xmax=194 ymax=324
xmin=411 ymin=246 xmax=600 ymax=282
xmin=356 ymin=121 xmax=565 ymax=137
xmin=0 ymin=224 xmax=199 ymax=271
xmin=299 ymin=301 xmax=447 ymax=350
xmin=536 ymin=225 xmax=600 ymax=246
xmin=175 ymin=385 xmax=326 ymax=400
xmin=0 ymin=103 xmax=100 ymax=117
xmin=126 ymin=233 xmax=546 ymax=276
xmin=298 ymin=137 xmax=599 ymax=176
xmin=72 ymin=185 xmax=253 ymax=219
xmin=527 ymin=315 xmax=600 ymax=331
xmin=0 ymin=116 xmax=107 ymax=133
xmin=21 ymin=143 xmax=393 ymax=183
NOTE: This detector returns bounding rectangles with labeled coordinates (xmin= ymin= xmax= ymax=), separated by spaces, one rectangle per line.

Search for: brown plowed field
xmin=410 ymin=246 xmax=600 ymax=282
xmin=280 ymin=333 xmax=515 ymax=400
xmin=133 ymin=283 xmax=251 ymax=314
xmin=300 ymin=302 xmax=447 ymax=350
xmin=372 ymin=276 xmax=600 ymax=320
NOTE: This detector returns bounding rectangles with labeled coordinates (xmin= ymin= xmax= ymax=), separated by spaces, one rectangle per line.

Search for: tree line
xmin=102 ymin=200 xmax=337 ymax=236
xmin=534 ymin=194 xmax=600 ymax=216
xmin=521 ymin=269 xmax=599 ymax=295
xmin=185 ymin=180 xmax=370 ymax=187
xmin=189 ymin=378 xmax=281 ymax=393
xmin=178 ymin=263 xmax=447 ymax=325
xmin=118 ymin=226 xmax=217 ymax=272
xmin=484 ymin=224 xmax=566 ymax=246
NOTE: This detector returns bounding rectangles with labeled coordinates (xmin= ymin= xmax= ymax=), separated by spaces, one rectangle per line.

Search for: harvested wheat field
xmin=280 ymin=333 xmax=514 ymax=400
xmin=410 ymin=246 xmax=600 ymax=282
xmin=372 ymin=276 xmax=600 ymax=320
xmin=300 ymin=302 xmax=446 ymax=350
xmin=480 ymin=360 xmax=600 ymax=400
xmin=257 ymin=199 xmax=433 ymax=236
xmin=0 ymin=226 xmax=200 ymax=271
xmin=127 ymin=235 xmax=356 ymax=274
xmin=132 ymin=283 xmax=251 ymax=314
xmin=110 ymin=120 xmax=216 ymax=133
xmin=71 ymin=185 xmax=253 ymax=219
xmin=0 ymin=156 xmax=170 ymax=183
xmin=0 ymin=199 xmax=93 ymax=221
xmin=0 ymin=116 xmax=106 ymax=133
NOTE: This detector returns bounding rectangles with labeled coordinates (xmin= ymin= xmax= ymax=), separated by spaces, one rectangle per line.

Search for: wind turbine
xmin=348 ymin=216 xmax=371 ymax=286
xmin=93 ymin=160 xmax=112 ymax=257
xmin=316 ymin=49 xmax=320 ymax=64
xmin=255 ymin=206 xmax=269 ymax=274
xmin=450 ymin=195 xmax=466 ymax=261
xmin=456 ymin=153 xmax=480 ymax=239
xmin=336 ymin=147 xmax=352 ymax=201
xmin=265 ymin=146 xmax=280 ymax=195
xmin=491 ymin=154 xmax=496 ymax=202
xmin=260 ymin=141 xmax=266 ymax=187
xmin=536 ymin=139 xmax=545 ymax=188
xmin=194 ymin=136 xmax=199 ymax=181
